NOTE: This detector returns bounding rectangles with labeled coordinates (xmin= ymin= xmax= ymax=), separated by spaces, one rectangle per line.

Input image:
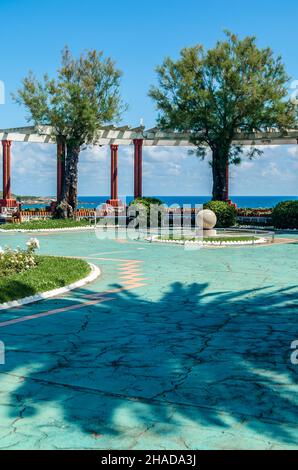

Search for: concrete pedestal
xmin=203 ymin=229 xmax=217 ymax=237
xmin=106 ymin=199 xmax=123 ymax=208
xmin=0 ymin=199 xmax=19 ymax=209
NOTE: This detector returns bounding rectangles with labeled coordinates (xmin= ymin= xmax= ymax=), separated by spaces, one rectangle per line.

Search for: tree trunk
xmin=212 ymin=147 xmax=228 ymax=201
xmin=57 ymin=135 xmax=66 ymax=204
xmin=56 ymin=139 xmax=81 ymax=218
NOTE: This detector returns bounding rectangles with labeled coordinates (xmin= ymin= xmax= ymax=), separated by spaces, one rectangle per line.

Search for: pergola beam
xmin=1 ymin=125 xmax=298 ymax=146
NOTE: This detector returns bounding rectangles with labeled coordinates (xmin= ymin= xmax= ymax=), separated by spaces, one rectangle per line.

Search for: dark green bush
xmin=129 ymin=197 xmax=163 ymax=208
xmin=204 ymin=200 xmax=237 ymax=227
xmin=272 ymin=200 xmax=298 ymax=229
xmin=128 ymin=197 xmax=164 ymax=227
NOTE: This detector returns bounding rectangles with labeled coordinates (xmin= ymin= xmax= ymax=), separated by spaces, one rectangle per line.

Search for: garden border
xmin=147 ymin=235 xmax=269 ymax=246
xmin=0 ymin=262 xmax=101 ymax=311
xmin=0 ymin=226 xmax=97 ymax=233
xmin=1 ymin=225 xmax=298 ymax=234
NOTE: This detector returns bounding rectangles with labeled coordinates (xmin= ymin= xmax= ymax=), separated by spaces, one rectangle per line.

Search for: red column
xmin=138 ymin=140 xmax=143 ymax=198
xmin=111 ymin=144 xmax=118 ymax=200
xmin=2 ymin=141 xmax=8 ymax=200
xmin=133 ymin=139 xmax=143 ymax=199
xmin=6 ymin=141 xmax=11 ymax=199
xmin=1 ymin=140 xmax=18 ymax=208
xmin=57 ymin=140 xmax=65 ymax=203
xmin=106 ymin=144 xmax=121 ymax=207
xmin=2 ymin=140 xmax=12 ymax=199
xmin=134 ymin=140 xmax=138 ymax=198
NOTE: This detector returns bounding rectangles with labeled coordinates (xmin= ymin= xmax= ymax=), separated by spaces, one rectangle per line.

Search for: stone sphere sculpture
xmin=197 ymin=209 xmax=217 ymax=230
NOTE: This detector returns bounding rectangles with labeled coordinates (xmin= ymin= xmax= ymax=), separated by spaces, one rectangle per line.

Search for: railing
xmin=20 ymin=210 xmax=52 ymax=221
xmin=4 ymin=206 xmax=275 ymax=227
xmin=17 ymin=209 xmax=97 ymax=222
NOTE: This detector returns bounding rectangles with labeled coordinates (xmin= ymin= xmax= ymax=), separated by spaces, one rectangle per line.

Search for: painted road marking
xmin=0 ymin=297 xmax=115 ymax=328
xmin=87 ymin=250 xmax=134 ymax=256
xmin=0 ymin=257 xmax=148 ymax=329
xmin=79 ymin=257 xmax=143 ymax=263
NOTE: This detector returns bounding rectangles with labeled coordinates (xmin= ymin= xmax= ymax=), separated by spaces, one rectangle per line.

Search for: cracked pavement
xmin=0 ymin=230 xmax=297 ymax=449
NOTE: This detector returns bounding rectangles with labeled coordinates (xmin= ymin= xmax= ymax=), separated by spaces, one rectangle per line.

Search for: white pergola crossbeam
xmin=0 ymin=125 xmax=298 ymax=146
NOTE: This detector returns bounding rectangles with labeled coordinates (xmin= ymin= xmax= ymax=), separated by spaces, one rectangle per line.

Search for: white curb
xmin=0 ymin=226 xmax=97 ymax=233
xmin=0 ymin=225 xmax=125 ymax=233
xmin=0 ymin=263 xmax=101 ymax=311
xmin=147 ymin=235 xmax=268 ymax=246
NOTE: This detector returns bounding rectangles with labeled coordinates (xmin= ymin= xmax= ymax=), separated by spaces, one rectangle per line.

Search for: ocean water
xmin=78 ymin=195 xmax=298 ymax=209
xmin=22 ymin=195 xmax=298 ymax=210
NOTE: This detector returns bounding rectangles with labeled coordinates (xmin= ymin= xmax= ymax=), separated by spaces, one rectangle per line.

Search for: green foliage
xmin=128 ymin=197 xmax=164 ymax=228
xmin=129 ymin=197 xmax=163 ymax=208
xmin=0 ymin=256 xmax=90 ymax=303
xmin=13 ymin=47 xmax=126 ymax=146
xmin=0 ymin=238 xmax=40 ymax=277
xmin=149 ymin=31 xmax=295 ymax=161
xmin=1 ymin=218 xmax=93 ymax=230
xmin=149 ymin=31 xmax=296 ymax=199
xmin=204 ymin=201 xmax=237 ymax=227
xmin=272 ymin=200 xmax=298 ymax=229
xmin=0 ymin=247 xmax=36 ymax=277
xmin=13 ymin=47 xmax=126 ymax=214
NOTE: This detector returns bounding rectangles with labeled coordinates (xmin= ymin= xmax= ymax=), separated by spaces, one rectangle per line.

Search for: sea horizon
xmin=22 ymin=195 xmax=298 ymax=209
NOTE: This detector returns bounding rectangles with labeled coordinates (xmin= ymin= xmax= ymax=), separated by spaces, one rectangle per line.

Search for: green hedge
xmin=204 ymin=201 xmax=237 ymax=228
xmin=128 ymin=197 xmax=164 ymax=227
xmin=272 ymin=201 xmax=298 ymax=229
xmin=1 ymin=218 xmax=93 ymax=230
xmin=129 ymin=197 xmax=163 ymax=208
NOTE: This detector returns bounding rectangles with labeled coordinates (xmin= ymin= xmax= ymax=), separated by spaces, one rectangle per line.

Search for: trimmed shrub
xmin=204 ymin=201 xmax=237 ymax=228
xmin=129 ymin=197 xmax=163 ymax=209
xmin=272 ymin=200 xmax=298 ymax=229
xmin=128 ymin=197 xmax=164 ymax=227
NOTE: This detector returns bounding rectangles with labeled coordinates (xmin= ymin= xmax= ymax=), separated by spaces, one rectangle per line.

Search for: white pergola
xmin=0 ymin=125 xmax=297 ymax=210
xmin=1 ymin=125 xmax=298 ymax=146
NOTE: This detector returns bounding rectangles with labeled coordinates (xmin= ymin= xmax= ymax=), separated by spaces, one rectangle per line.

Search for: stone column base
xmin=0 ymin=199 xmax=19 ymax=209
xmin=203 ymin=229 xmax=217 ymax=236
xmin=106 ymin=199 xmax=124 ymax=208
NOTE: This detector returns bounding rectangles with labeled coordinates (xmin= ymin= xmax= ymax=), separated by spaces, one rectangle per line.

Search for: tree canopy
xmin=15 ymin=47 xmax=125 ymax=145
xmin=14 ymin=47 xmax=125 ymax=214
xmin=149 ymin=32 xmax=296 ymax=199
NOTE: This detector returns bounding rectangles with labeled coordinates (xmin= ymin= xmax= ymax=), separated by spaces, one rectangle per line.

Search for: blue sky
xmin=0 ymin=0 xmax=297 ymax=196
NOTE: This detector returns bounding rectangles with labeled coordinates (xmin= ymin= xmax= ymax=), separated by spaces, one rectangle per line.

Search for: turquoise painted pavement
xmin=0 ymin=230 xmax=297 ymax=449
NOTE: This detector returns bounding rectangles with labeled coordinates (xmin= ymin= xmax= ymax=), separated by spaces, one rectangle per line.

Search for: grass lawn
xmin=0 ymin=256 xmax=91 ymax=303
xmin=0 ymin=218 xmax=93 ymax=231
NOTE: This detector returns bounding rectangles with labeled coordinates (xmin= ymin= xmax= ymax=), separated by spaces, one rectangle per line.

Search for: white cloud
xmin=0 ymin=142 xmax=297 ymax=197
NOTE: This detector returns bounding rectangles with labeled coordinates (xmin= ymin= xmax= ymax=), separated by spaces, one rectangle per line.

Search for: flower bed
xmin=0 ymin=238 xmax=92 ymax=304
xmin=0 ymin=238 xmax=39 ymax=277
